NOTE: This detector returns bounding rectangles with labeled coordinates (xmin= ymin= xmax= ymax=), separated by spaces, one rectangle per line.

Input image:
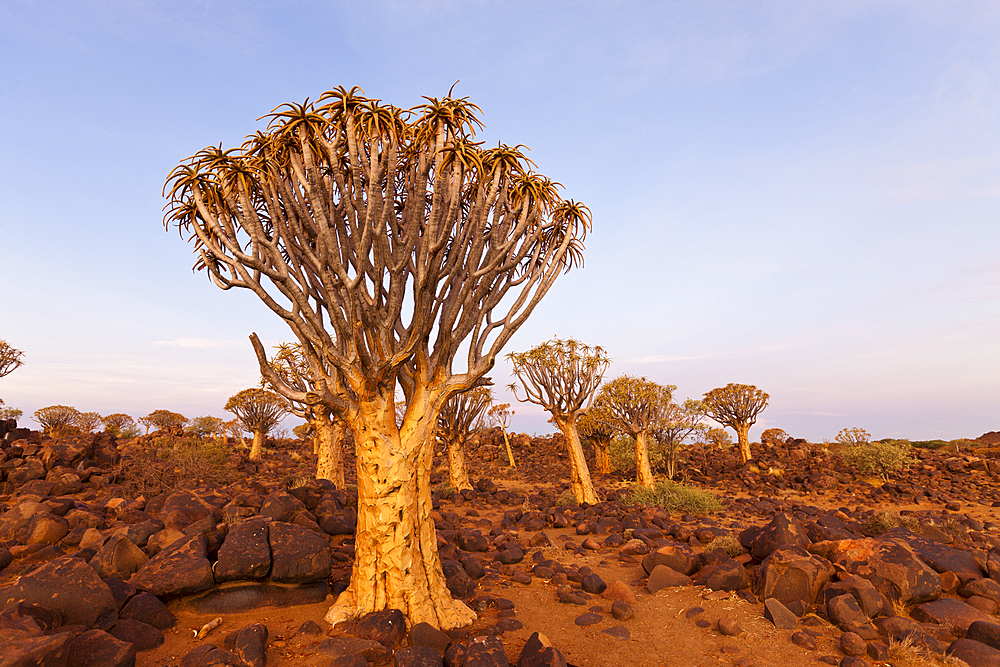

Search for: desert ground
xmin=2 ymin=422 xmax=1000 ymax=667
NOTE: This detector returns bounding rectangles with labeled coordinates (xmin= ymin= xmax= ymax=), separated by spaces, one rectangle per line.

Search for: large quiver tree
xmin=507 ymin=337 xmax=608 ymax=504
xmin=164 ymin=87 xmax=590 ymax=630
xmin=702 ymin=383 xmax=769 ymax=465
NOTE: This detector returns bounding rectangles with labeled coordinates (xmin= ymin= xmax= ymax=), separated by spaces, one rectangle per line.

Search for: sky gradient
xmin=1 ymin=1 xmax=997 ymax=442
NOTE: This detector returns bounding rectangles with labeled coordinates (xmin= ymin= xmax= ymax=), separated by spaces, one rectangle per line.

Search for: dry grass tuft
xmin=886 ymin=635 xmax=968 ymax=667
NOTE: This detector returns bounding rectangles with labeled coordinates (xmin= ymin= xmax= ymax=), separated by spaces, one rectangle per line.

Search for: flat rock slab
xmin=912 ymin=597 xmax=994 ymax=633
xmin=317 ymin=636 xmax=391 ymax=666
xmin=948 ymin=637 xmax=1000 ymax=667
xmin=602 ymin=626 xmax=630 ymax=640
xmin=184 ymin=581 xmax=328 ymax=614
xmin=0 ymin=554 xmax=118 ymax=629
xmin=574 ymin=612 xmax=602 ymax=626
xmin=129 ymin=533 xmax=214 ymax=598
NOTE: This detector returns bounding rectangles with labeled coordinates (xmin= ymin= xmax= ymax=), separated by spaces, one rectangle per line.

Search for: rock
xmin=968 ymin=621 xmax=1000 ymax=651
xmin=838 ymin=657 xmax=868 ymax=667
xmin=155 ymin=490 xmax=219 ymax=530
xmin=179 ymin=644 xmax=247 ymax=667
xmin=858 ymin=540 xmax=942 ymax=606
xmin=892 ymin=530 xmax=984 ymax=585
xmin=214 ymin=519 xmax=271 ymax=582
xmin=756 ymin=546 xmax=834 ymax=607
xmin=763 ymin=597 xmax=798 ymax=630
xmin=641 ymin=544 xmax=697 ymax=576
xmin=129 ymin=533 xmax=214 ymax=597
xmin=752 ymin=513 xmax=811 ymax=560
xmin=791 ymin=631 xmax=816 ymax=649
xmin=0 ymin=554 xmax=117 ymax=629
xmin=0 ymin=631 xmax=74 ymax=666
xmin=352 ymin=609 xmax=407 ymax=650
xmin=91 ymin=534 xmax=149 ymax=580
xmin=819 ymin=575 xmax=884 ymax=618
xmin=556 ymin=585 xmax=589 ymax=606
xmin=602 ymin=626 xmax=630 ymax=640
xmin=718 ymin=617 xmax=741 ymax=636
xmin=267 ymin=521 xmax=331 ymax=584
xmin=25 ymin=513 xmax=69 ymax=545
xmin=318 ymin=636 xmax=391 ymax=666
xmin=102 ymin=577 xmax=137 ymax=612
xmin=109 ymin=618 xmax=164 ymax=651
xmin=963 ymin=577 xmax=1000 ymax=604
xmin=68 ymin=629 xmax=137 ymax=667
xmin=456 ymin=531 xmax=490 ymax=553
xmin=873 ymin=615 xmax=923 ymax=642
xmin=118 ymin=591 xmax=175 ymax=629
xmin=911 ymin=597 xmax=994 ymax=634
xmin=574 ymin=612 xmax=602 ymax=626
xmin=186 ymin=581 xmax=328 ymax=613
xmin=394 ymin=644 xmax=444 ymax=667
xmin=611 ymin=600 xmax=633 ymax=621
xmin=839 ymin=631 xmax=867 ymax=656
xmin=697 ymin=557 xmax=750 ymax=592
xmin=947 ymin=637 xmax=1000 ymax=667
xmin=230 ymin=623 xmax=268 ymax=667
xmin=409 ymin=621 xmax=451 ymax=654
xmin=0 ymin=502 xmax=49 ymax=539
xmin=647 ymin=564 xmax=692 ymax=593
xmin=827 ymin=594 xmax=869 ymax=629
xmin=581 ymin=573 xmax=606 ymax=595
xmin=146 ymin=527 xmax=185 ymax=556
xmin=516 ymin=632 xmax=566 ymax=667
xmin=603 ymin=580 xmax=636 ymax=605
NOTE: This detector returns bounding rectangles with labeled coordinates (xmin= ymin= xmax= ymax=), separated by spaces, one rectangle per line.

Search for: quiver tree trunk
xmin=315 ymin=414 xmax=345 ymax=488
xmin=324 ymin=393 xmax=476 ymax=631
xmin=446 ymin=438 xmax=473 ymax=491
xmin=634 ymin=431 xmax=655 ymax=489
xmin=501 ymin=429 xmax=517 ymax=470
xmin=249 ymin=430 xmax=265 ymax=460
xmin=553 ymin=417 xmax=598 ymax=505
xmin=592 ymin=438 xmax=612 ymax=475
xmin=736 ymin=425 xmax=752 ymax=464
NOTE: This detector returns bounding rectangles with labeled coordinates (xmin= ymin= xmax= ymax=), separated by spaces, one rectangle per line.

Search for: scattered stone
xmin=601 ymin=626 xmax=630 ymax=640
xmin=91 ymin=534 xmax=149 ymax=580
xmin=394 ymin=644 xmax=444 ymax=667
xmin=646 ymin=564 xmax=692 ymax=593
xmin=352 ymin=608 xmax=407 ymax=650
xmin=718 ymin=617 xmax=741 ymax=636
xmin=611 ymin=600 xmax=633 ymax=621
xmin=968 ymin=621 xmax=1000 ymax=651
xmin=947 ymin=637 xmax=1000 ymax=667
xmin=318 ymin=636 xmax=392 ymax=666
xmin=602 ymin=580 xmax=636 ymax=605
xmin=230 ymin=623 xmax=268 ymax=667
xmin=118 ymin=591 xmax=175 ymax=629
xmin=911 ymin=597 xmax=994 ymax=633
xmin=516 ymin=632 xmax=566 ymax=667
xmin=791 ymin=631 xmax=816 ymax=649
xmin=410 ymin=621 xmax=451 ymax=654
xmin=109 ymin=618 xmax=163 ymax=651
xmin=763 ymin=598 xmax=798 ymax=630
xmin=574 ymin=612 xmax=602 ymax=627
xmin=0 ymin=554 xmax=118 ymax=629
xmin=839 ymin=632 xmax=867 ymax=657
xmin=67 ymin=629 xmax=137 ymax=667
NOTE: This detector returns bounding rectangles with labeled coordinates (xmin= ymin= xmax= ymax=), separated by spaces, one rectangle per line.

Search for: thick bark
xmin=446 ymin=437 xmax=473 ymax=491
xmin=634 ymin=430 xmax=655 ymax=489
xmin=315 ymin=414 xmax=345 ymax=487
xmin=736 ymin=424 xmax=751 ymax=464
xmin=325 ymin=392 xmax=475 ymax=630
xmin=249 ymin=430 xmax=265 ymax=460
xmin=500 ymin=429 xmax=517 ymax=469
xmin=553 ymin=417 xmax=598 ymax=505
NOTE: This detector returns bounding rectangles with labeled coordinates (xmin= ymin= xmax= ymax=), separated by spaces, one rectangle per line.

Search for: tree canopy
xmin=0 ymin=341 xmax=24 ymax=379
xmin=702 ymin=383 xmax=769 ymax=464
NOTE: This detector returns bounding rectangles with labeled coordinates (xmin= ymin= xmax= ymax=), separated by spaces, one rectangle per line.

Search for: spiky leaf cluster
xmin=225 ymin=388 xmax=290 ymax=433
xmin=34 ymin=405 xmax=81 ymax=434
xmin=438 ymin=386 xmax=493 ymax=446
xmin=0 ymin=341 xmax=24 ymax=379
xmin=702 ymin=384 xmax=769 ymax=430
xmin=140 ymin=410 xmax=189 ymax=432
xmin=592 ymin=375 xmax=676 ymax=438
xmin=507 ymin=337 xmax=609 ymax=418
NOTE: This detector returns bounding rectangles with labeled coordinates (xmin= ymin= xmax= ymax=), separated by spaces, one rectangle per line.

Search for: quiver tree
xmin=190 ymin=416 xmax=225 ymax=439
xmin=75 ymin=412 xmax=102 ymax=434
xmin=654 ymin=398 xmax=706 ymax=480
xmin=592 ymin=375 xmax=675 ymax=488
xmin=437 ymin=386 xmax=492 ymax=491
xmin=0 ymin=400 xmax=23 ymax=422
xmin=0 ymin=341 xmax=24 ymax=378
xmin=224 ymin=388 xmax=290 ymax=459
xmin=103 ymin=413 xmax=137 ymax=438
xmin=760 ymin=427 xmax=789 ymax=448
xmin=577 ymin=409 xmax=615 ymax=475
xmin=485 ymin=402 xmax=517 ymax=469
xmin=164 ymin=86 xmax=590 ymax=630
xmin=835 ymin=427 xmax=871 ymax=447
xmin=265 ymin=342 xmax=348 ymax=486
xmin=140 ymin=409 xmax=188 ymax=434
xmin=702 ymin=383 xmax=769 ymax=465
xmin=34 ymin=405 xmax=81 ymax=436
xmin=705 ymin=427 xmax=732 ymax=448
xmin=508 ymin=337 xmax=608 ymax=504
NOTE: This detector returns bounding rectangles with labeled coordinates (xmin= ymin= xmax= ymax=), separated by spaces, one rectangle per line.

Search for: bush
xmin=865 ymin=510 xmax=918 ymax=536
xmin=556 ymin=489 xmax=577 ymax=507
xmin=842 ymin=440 xmax=915 ymax=480
xmin=116 ymin=436 xmax=236 ymax=496
xmin=910 ymin=439 xmax=948 ymax=450
xmin=624 ymin=479 xmax=722 ymax=515
xmin=705 ymin=534 xmax=743 ymax=557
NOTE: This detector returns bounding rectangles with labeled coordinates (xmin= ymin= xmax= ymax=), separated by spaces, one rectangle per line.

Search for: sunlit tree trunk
xmin=500 ymin=429 xmax=517 ymax=469
xmin=325 ymin=390 xmax=476 ymax=630
xmin=736 ymin=425 xmax=752 ymax=464
xmin=635 ymin=430 xmax=655 ymax=488
xmin=249 ymin=430 xmax=265 ymax=460
xmin=315 ymin=412 xmax=345 ymax=487
xmin=446 ymin=437 xmax=473 ymax=490
xmin=592 ymin=438 xmax=612 ymax=474
xmin=553 ymin=417 xmax=598 ymax=505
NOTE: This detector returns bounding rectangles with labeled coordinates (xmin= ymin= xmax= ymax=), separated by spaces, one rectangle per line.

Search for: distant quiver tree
xmin=577 ymin=409 xmax=615 ymax=475
xmin=485 ymin=402 xmax=517 ymax=469
xmin=224 ymin=388 xmax=290 ymax=459
xmin=702 ymin=383 xmax=769 ymax=465
xmin=437 ymin=386 xmax=492 ymax=491
xmin=163 ymin=86 xmax=591 ymax=629
xmin=34 ymin=405 xmax=81 ymax=436
xmin=140 ymin=409 xmax=188 ymax=434
xmin=103 ymin=413 xmax=137 ymax=438
xmin=508 ymin=337 xmax=608 ymax=504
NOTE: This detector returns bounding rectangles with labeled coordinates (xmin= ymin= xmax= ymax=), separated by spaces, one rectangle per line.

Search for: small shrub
xmin=842 ymin=440 xmax=914 ymax=480
xmin=624 ymin=480 xmax=722 ymax=515
xmin=0 ymin=404 xmax=23 ymax=421
xmin=706 ymin=534 xmax=743 ymax=557
xmin=910 ymin=439 xmax=947 ymax=450
xmin=886 ymin=634 xmax=967 ymax=667
xmin=835 ymin=427 xmax=871 ymax=446
xmin=865 ymin=510 xmax=918 ymax=536
xmin=116 ymin=436 xmax=236 ymax=496
xmin=556 ymin=489 xmax=577 ymax=507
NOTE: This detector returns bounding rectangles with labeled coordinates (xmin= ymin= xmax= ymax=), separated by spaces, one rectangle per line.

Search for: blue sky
xmin=1 ymin=1 xmax=997 ymax=441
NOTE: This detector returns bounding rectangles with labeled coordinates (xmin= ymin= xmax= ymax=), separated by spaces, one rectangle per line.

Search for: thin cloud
xmin=153 ymin=338 xmax=229 ymax=349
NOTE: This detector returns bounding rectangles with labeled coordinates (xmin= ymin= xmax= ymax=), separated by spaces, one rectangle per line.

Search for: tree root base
xmin=324 ymin=590 xmax=477 ymax=631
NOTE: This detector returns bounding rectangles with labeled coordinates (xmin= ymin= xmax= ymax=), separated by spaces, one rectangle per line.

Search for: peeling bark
xmin=315 ymin=414 xmax=345 ymax=488
xmin=446 ymin=437 xmax=473 ymax=491
xmin=736 ymin=425 xmax=752 ymax=464
xmin=325 ymin=392 xmax=476 ymax=630
xmin=592 ymin=439 xmax=612 ymax=474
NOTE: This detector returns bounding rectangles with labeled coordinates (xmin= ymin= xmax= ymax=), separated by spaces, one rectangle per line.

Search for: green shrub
xmin=556 ymin=489 xmax=577 ymax=507
xmin=842 ymin=440 xmax=914 ymax=480
xmin=624 ymin=479 xmax=722 ymax=515
xmin=910 ymin=439 xmax=947 ymax=450
xmin=705 ymin=534 xmax=743 ymax=557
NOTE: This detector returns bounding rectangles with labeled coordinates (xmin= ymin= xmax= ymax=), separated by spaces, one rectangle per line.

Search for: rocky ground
xmin=2 ymin=420 xmax=1000 ymax=667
